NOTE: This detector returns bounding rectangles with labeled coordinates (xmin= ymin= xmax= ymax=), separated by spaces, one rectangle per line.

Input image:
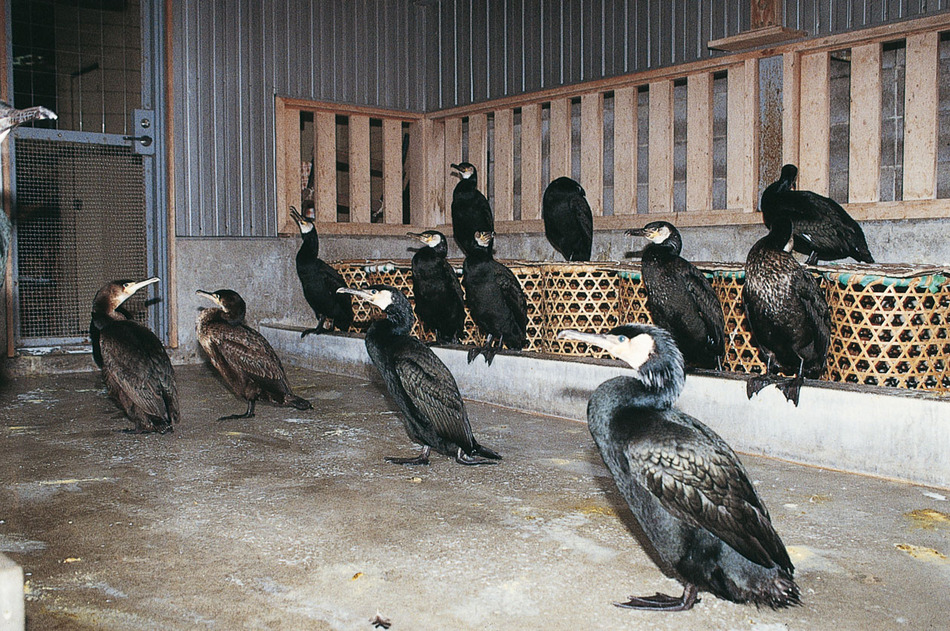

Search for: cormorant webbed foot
xmin=466 ymin=346 xmax=482 ymax=364
xmin=455 ymin=448 xmax=500 ymax=466
xmin=385 ymin=446 xmax=431 ymax=466
xmin=746 ymin=374 xmax=773 ymax=399
xmin=300 ymin=317 xmax=328 ymax=338
xmin=217 ymin=400 xmax=256 ymax=421
xmin=776 ymin=375 xmax=804 ymax=406
xmin=614 ymin=584 xmax=699 ymax=612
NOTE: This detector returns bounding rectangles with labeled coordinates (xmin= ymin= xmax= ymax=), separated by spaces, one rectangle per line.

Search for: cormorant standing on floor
xmin=626 ymin=221 xmax=725 ymax=369
xmin=558 ymin=324 xmax=800 ymax=611
xmin=290 ymin=207 xmax=353 ymax=336
xmin=450 ymin=162 xmax=494 ymax=257
xmin=760 ymin=163 xmax=873 ymax=264
xmin=407 ymin=230 xmax=465 ymax=344
xmin=91 ymin=278 xmax=179 ymax=433
xmin=196 ymin=288 xmax=312 ymax=420
xmin=542 ymin=177 xmax=593 ymax=261
xmin=743 ymin=215 xmax=831 ymax=405
xmin=462 ymin=231 xmax=528 ymax=365
xmin=337 ymin=285 xmax=501 ymax=466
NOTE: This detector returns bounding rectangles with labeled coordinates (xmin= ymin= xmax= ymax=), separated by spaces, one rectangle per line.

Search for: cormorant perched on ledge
xmin=462 ymin=231 xmax=528 ymax=365
xmin=196 ymin=288 xmax=311 ymax=420
xmin=450 ymin=162 xmax=494 ymax=257
xmin=91 ymin=278 xmax=179 ymax=434
xmin=760 ymin=163 xmax=873 ymax=264
xmin=408 ymin=230 xmax=466 ymax=344
xmin=626 ymin=221 xmax=725 ymax=369
xmin=542 ymin=176 xmax=593 ymax=261
xmin=558 ymin=325 xmax=800 ymax=611
xmin=290 ymin=206 xmax=353 ymax=336
xmin=337 ymin=285 xmax=501 ymax=466
xmin=743 ymin=215 xmax=831 ymax=406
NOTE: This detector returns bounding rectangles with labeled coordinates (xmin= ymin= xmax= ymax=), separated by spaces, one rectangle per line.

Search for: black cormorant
xmin=558 ymin=324 xmax=800 ymax=611
xmin=760 ymin=163 xmax=873 ymax=264
xmin=743 ymin=215 xmax=831 ymax=405
xmin=337 ymin=285 xmax=501 ymax=466
xmin=290 ymin=207 xmax=353 ymax=336
xmin=626 ymin=221 xmax=725 ymax=369
xmin=196 ymin=288 xmax=312 ymax=420
xmin=407 ymin=230 xmax=465 ymax=344
xmin=91 ymin=278 xmax=179 ymax=434
xmin=450 ymin=162 xmax=494 ymax=257
xmin=542 ymin=177 xmax=593 ymax=261
xmin=462 ymin=231 xmax=528 ymax=365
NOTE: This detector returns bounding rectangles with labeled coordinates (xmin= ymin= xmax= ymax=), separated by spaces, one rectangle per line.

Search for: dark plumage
xmin=337 ymin=285 xmax=501 ymax=466
xmin=90 ymin=278 xmax=179 ymax=434
xmin=558 ymin=324 xmax=800 ymax=611
xmin=626 ymin=221 xmax=725 ymax=369
xmin=743 ymin=215 xmax=831 ymax=405
xmin=542 ymin=177 xmax=593 ymax=261
xmin=462 ymin=231 xmax=528 ymax=365
xmin=407 ymin=230 xmax=465 ymax=344
xmin=760 ymin=163 xmax=873 ymax=264
xmin=450 ymin=162 xmax=494 ymax=257
xmin=290 ymin=207 xmax=353 ymax=336
xmin=196 ymin=289 xmax=312 ymax=420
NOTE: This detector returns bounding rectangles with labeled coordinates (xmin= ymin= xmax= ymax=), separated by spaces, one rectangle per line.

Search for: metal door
xmin=5 ymin=0 xmax=168 ymax=350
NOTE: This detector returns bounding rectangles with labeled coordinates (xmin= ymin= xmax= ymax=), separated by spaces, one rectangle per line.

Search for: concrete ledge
xmin=0 ymin=553 xmax=24 ymax=631
xmin=262 ymin=323 xmax=950 ymax=489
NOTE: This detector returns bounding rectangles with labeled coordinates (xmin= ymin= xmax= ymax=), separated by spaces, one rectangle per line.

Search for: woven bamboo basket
xmin=707 ymin=265 xmax=768 ymax=375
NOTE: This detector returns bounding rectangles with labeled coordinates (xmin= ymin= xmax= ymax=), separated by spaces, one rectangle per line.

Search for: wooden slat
xmin=408 ymin=118 xmax=430 ymax=228
xmin=348 ymin=114 xmax=371 ymax=224
xmin=648 ymin=80 xmax=673 ymax=213
xmin=798 ymin=51 xmax=830 ymax=194
xmin=580 ymin=93 xmax=604 ymax=217
xmin=849 ymin=43 xmax=882 ymax=203
xmin=520 ymin=103 xmax=543 ymax=220
xmin=468 ymin=113 xmax=489 ymax=197
xmin=686 ymin=73 xmax=713 ymax=211
xmin=383 ymin=118 xmax=403 ymax=224
xmin=782 ymin=52 xmax=801 ymax=167
xmin=726 ymin=61 xmax=758 ymax=211
xmin=493 ymin=109 xmax=514 ymax=221
xmin=444 ymin=118 xmax=463 ymax=216
xmin=315 ymin=111 xmax=337 ymax=223
xmin=549 ymin=98 xmax=572 ymax=179
xmin=613 ymin=86 xmax=638 ymax=215
xmin=425 ymin=119 xmax=445 ymax=227
xmin=274 ymin=97 xmax=298 ymax=234
xmin=903 ymin=31 xmax=939 ymax=201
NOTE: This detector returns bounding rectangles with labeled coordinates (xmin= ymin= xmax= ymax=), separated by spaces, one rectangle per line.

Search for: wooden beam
xmin=444 ymin=118 xmax=463 ymax=218
xmin=520 ymin=103 xmax=543 ymax=221
xmin=686 ymin=73 xmax=713 ymax=211
xmin=798 ymin=51 xmax=830 ymax=194
xmin=613 ymin=86 xmax=638 ymax=215
xmin=849 ymin=43 xmax=882 ymax=203
xmin=348 ymin=115 xmax=371 ymax=224
xmin=580 ymin=93 xmax=604 ymax=217
xmin=383 ymin=118 xmax=403 ymax=224
xmin=782 ymin=52 xmax=801 ymax=167
xmin=493 ymin=109 xmax=514 ymax=222
xmin=315 ymin=111 xmax=337 ymax=223
xmin=275 ymin=97 xmax=300 ymax=234
xmin=903 ymin=31 xmax=939 ymax=201
xmin=726 ymin=61 xmax=759 ymax=211
xmin=549 ymin=98 xmax=572 ymax=179
xmin=468 ymin=113 xmax=489 ymax=197
xmin=648 ymin=80 xmax=673 ymax=213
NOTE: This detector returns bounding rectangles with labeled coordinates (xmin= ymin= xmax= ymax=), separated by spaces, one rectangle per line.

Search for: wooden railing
xmin=276 ymin=12 xmax=950 ymax=237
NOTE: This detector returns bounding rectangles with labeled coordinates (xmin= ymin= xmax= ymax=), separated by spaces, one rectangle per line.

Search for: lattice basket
xmin=819 ymin=265 xmax=950 ymax=391
xmin=708 ymin=265 xmax=768 ymax=375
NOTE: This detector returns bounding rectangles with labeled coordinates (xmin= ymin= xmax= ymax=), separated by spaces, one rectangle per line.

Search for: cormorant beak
xmin=195 ymin=289 xmax=222 ymax=307
xmin=449 ymin=164 xmax=462 ymax=179
xmin=289 ymin=206 xmax=314 ymax=233
xmin=557 ymin=329 xmax=654 ymax=371
xmin=407 ymin=231 xmax=436 ymax=247
xmin=116 ymin=277 xmax=159 ymax=307
xmin=337 ymin=287 xmax=393 ymax=310
xmin=625 ymin=227 xmax=648 ymax=238
xmin=474 ymin=231 xmax=494 ymax=248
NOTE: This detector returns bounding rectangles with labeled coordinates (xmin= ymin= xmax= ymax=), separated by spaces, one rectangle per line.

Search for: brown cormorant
xmin=91 ymin=278 xmax=179 ymax=434
xmin=462 ymin=231 xmax=528 ymax=365
xmin=407 ymin=230 xmax=465 ymax=344
xmin=337 ymin=285 xmax=501 ymax=465
xmin=290 ymin=207 xmax=353 ymax=336
xmin=450 ymin=162 xmax=494 ymax=257
xmin=626 ymin=221 xmax=725 ymax=369
xmin=196 ymin=288 xmax=312 ymax=420
xmin=542 ymin=177 xmax=593 ymax=261
xmin=761 ymin=163 xmax=873 ymax=264
xmin=743 ymin=215 xmax=831 ymax=405
xmin=558 ymin=324 xmax=800 ymax=611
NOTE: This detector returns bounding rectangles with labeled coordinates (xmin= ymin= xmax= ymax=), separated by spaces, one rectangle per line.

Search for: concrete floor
xmin=1 ymin=363 xmax=949 ymax=630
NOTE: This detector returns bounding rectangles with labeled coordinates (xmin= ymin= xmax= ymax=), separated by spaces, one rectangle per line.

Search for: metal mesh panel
xmin=14 ymin=138 xmax=147 ymax=343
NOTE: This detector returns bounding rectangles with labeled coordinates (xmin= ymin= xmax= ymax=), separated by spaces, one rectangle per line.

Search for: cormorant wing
xmin=392 ymin=341 xmax=475 ymax=451
xmin=440 ymin=258 xmax=465 ymax=304
xmin=210 ymin=325 xmax=289 ymax=385
xmin=496 ymin=265 xmax=529 ymax=330
xmin=571 ymin=193 xmax=593 ymax=246
xmin=630 ymin=414 xmax=793 ymax=572
xmin=679 ymin=261 xmax=725 ymax=348
xmin=100 ymin=322 xmax=179 ymax=422
xmin=792 ymin=270 xmax=831 ymax=350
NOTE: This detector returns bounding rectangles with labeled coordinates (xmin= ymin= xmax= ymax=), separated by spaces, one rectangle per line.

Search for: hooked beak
xmin=290 ymin=206 xmax=305 ymax=223
xmin=117 ymin=277 xmax=159 ymax=306
xmin=625 ymin=227 xmax=649 ymax=238
xmin=557 ymin=329 xmax=614 ymax=352
xmin=195 ymin=289 xmax=221 ymax=306
xmin=336 ymin=287 xmax=373 ymax=301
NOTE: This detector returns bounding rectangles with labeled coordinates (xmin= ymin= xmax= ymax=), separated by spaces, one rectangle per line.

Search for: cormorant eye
xmin=616 ymin=335 xmax=627 ymax=343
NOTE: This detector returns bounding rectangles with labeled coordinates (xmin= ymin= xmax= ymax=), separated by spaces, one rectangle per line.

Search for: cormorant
xmin=558 ymin=324 xmax=800 ymax=611
xmin=760 ymin=163 xmax=873 ymax=264
xmin=290 ymin=206 xmax=353 ymax=336
xmin=336 ymin=285 xmax=501 ymax=466
xmin=626 ymin=221 xmax=725 ymax=369
xmin=450 ymin=162 xmax=494 ymax=257
xmin=743 ymin=215 xmax=831 ymax=405
xmin=462 ymin=231 xmax=528 ymax=365
xmin=196 ymin=288 xmax=312 ymax=420
xmin=542 ymin=177 xmax=593 ymax=261
xmin=91 ymin=278 xmax=179 ymax=433
xmin=407 ymin=230 xmax=465 ymax=344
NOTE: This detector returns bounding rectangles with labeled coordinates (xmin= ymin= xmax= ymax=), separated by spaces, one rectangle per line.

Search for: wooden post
xmin=383 ymin=118 xmax=403 ymax=224
xmin=549 ymin=98 xmax=572 ymax=179
xmin=424 ymin=119 xmax=445 ymax=227
xmin=648 ymin=80 xmax=674 ymax=213
xmin=315 ymin=111 xmax=337 ymax=223
xmin=520 ymin=103 xmax=543 ymax=220
xmin=613 ymin=86 xmax=638 ymax=215
xmin=348 ymin=115 xmax=371 ymax=224
xmin=727 ymin=60 xmax=759 ymax=211
xmin=580 ymin=93 xmax=604 ymax=217
xmin=493 ymin=109 xmax=514 ymax=221
xmin=903 ymin=31 xmax=939 ymax=200
xmin=444 ymin=118 xmax=463 ymax=217
xmin=686 ymin=73 xmax=713 ymax=211
xmin=849 ymin=43 xmax=882 ymax=203
xmin=782 ymin=52 xmax=801 ymax=167
xmin=274 ymin=98 xmax=300 ymax=234
xmin=798 ymin=51 xmax=830 ymax=194
xmin=468 ymin=113 xmax=489 ymax=197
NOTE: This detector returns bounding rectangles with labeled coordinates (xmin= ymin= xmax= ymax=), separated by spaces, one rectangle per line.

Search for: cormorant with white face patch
xmin=449 ymin=162 xmax=494 ymax=257
xmin=290 ymin=207 xmax=353 ymax=336
xmin=407 ymin=230 xmax=466 ymax=344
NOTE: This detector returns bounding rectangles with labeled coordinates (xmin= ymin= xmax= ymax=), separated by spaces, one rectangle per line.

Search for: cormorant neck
xmin=643 ymin=237 xmax=680 ymax=260
xmin=384 ymin=303 xmax=416 ymax=336
xmin=300 ymin=230 xmax=320 ymax=255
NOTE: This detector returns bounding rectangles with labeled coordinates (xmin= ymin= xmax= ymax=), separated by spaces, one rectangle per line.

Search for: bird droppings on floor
xmin=2 ymin=364 xmax=949 ymax=630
